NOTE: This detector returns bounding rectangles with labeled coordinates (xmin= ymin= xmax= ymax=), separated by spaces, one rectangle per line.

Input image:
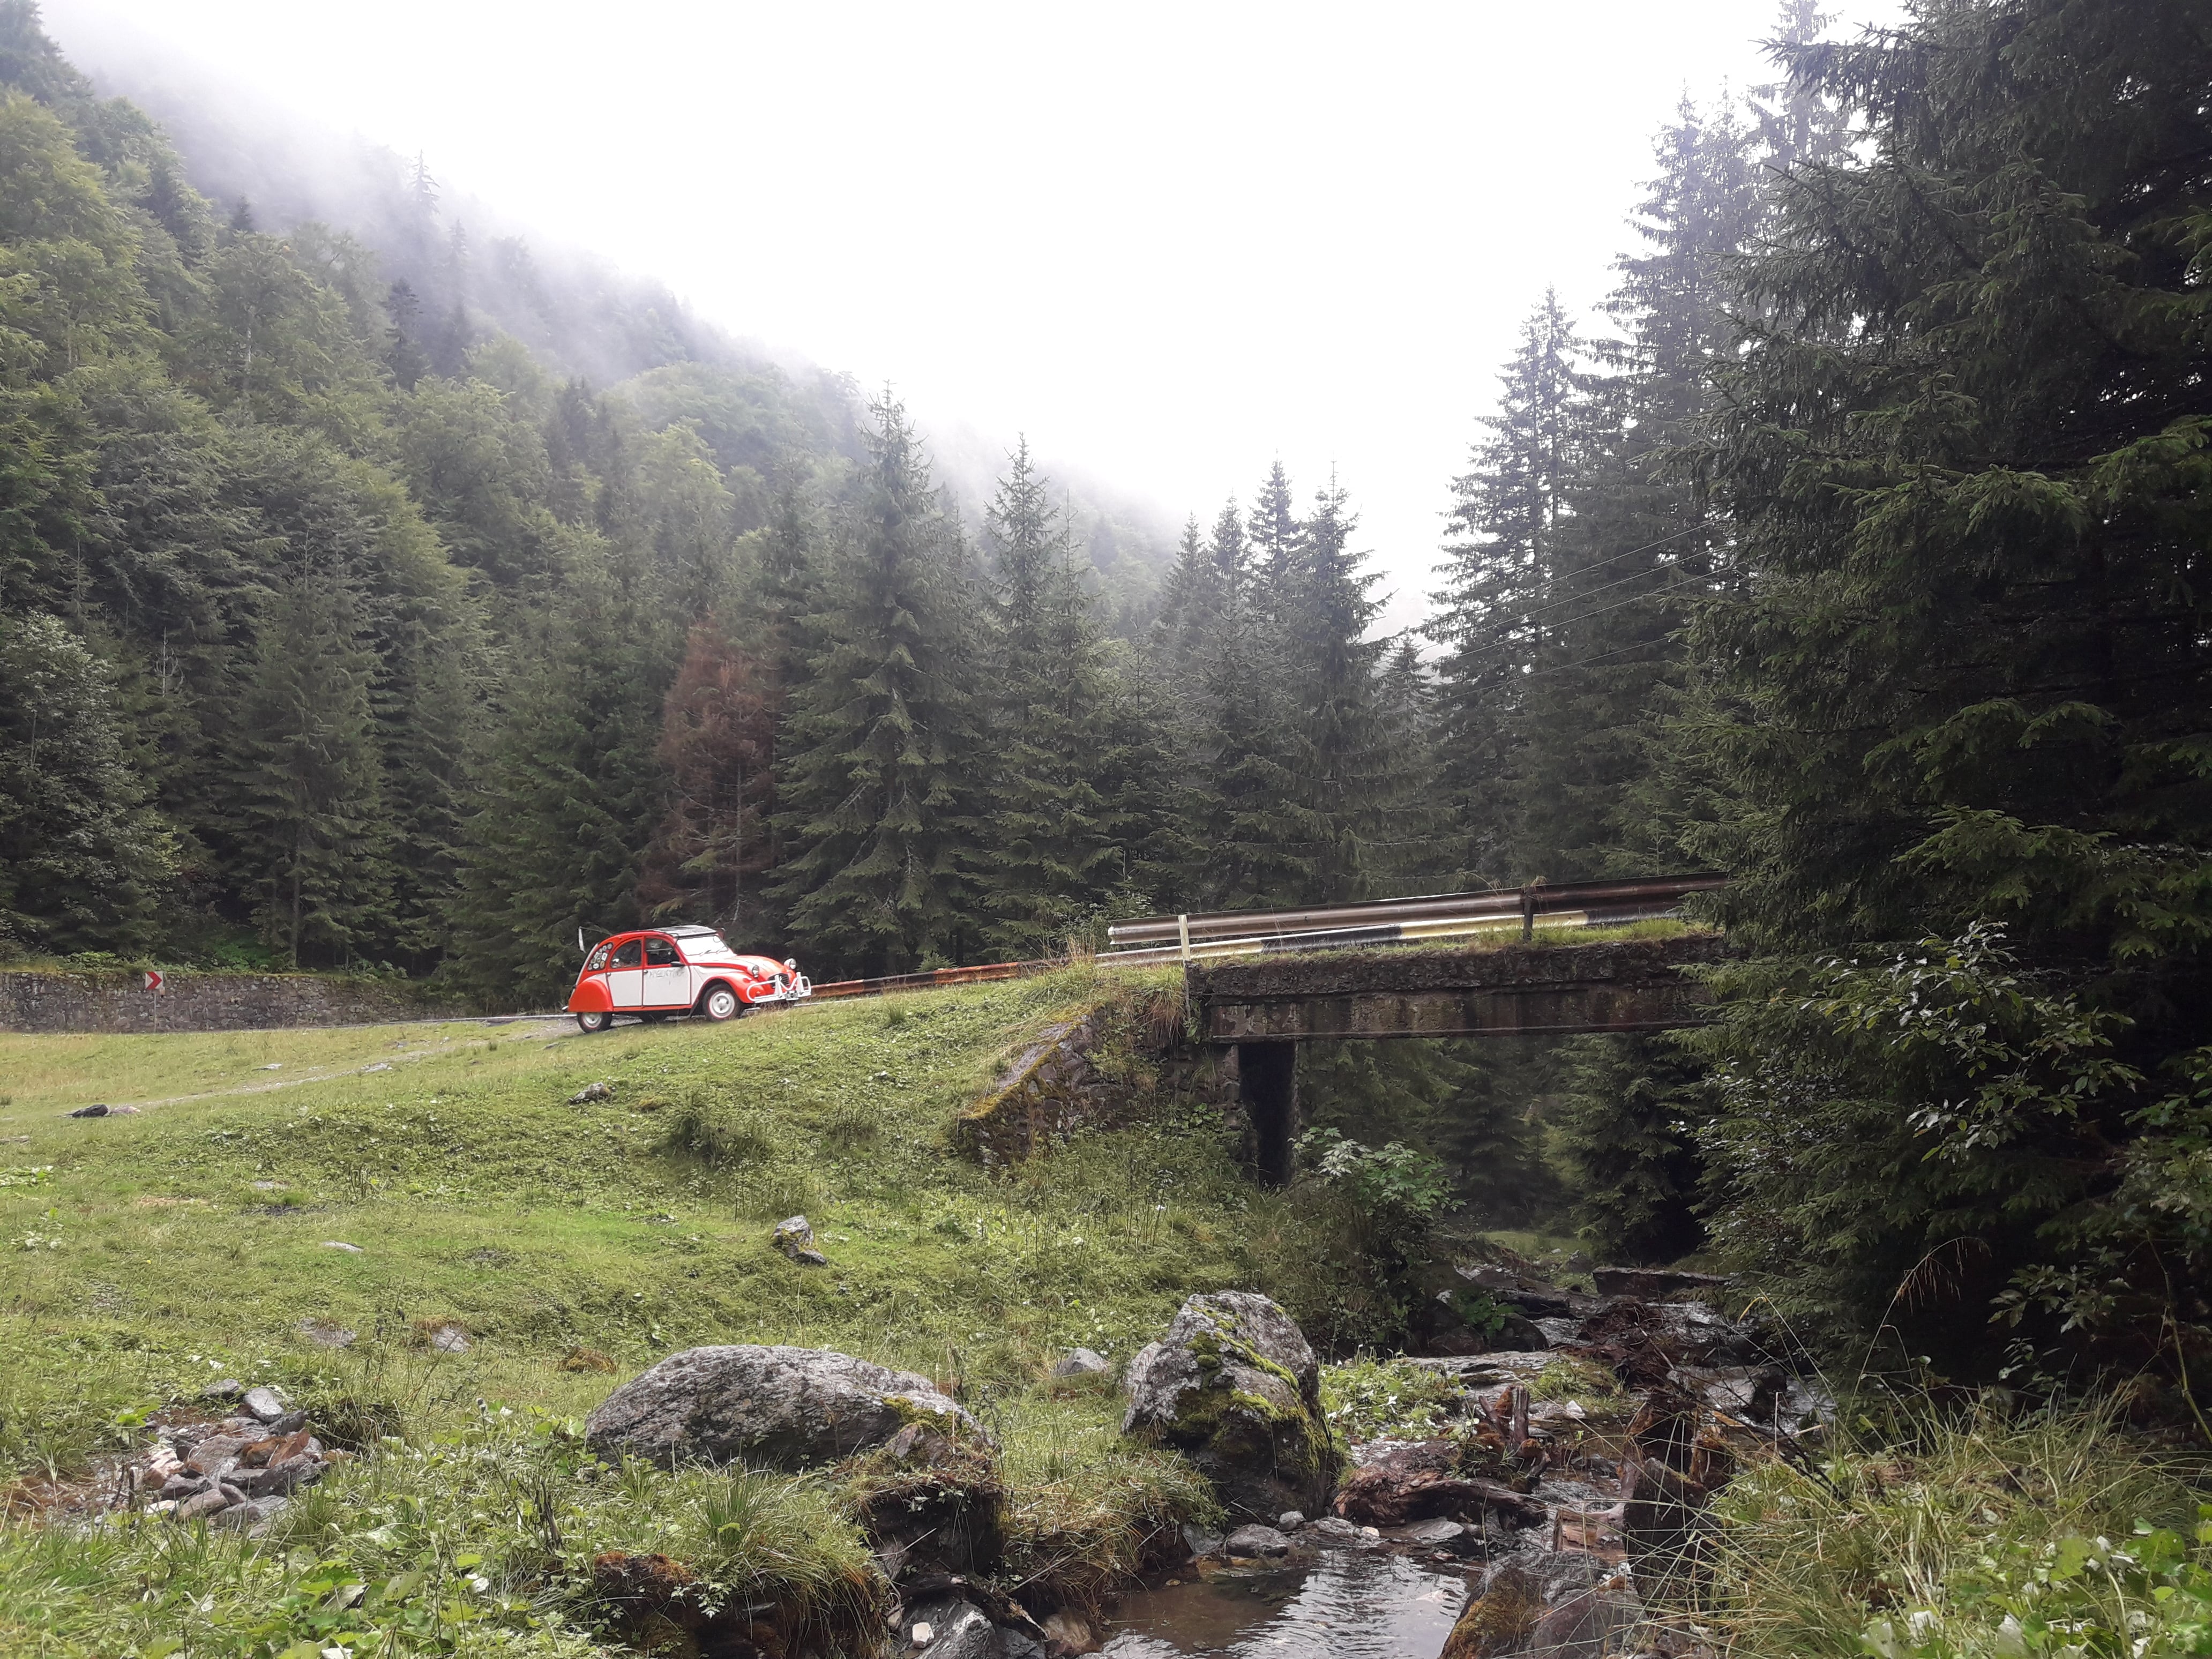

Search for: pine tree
xmin=230 ymin=570 xmax=392 ymax=967
xmin=771 ymin=392 xmax=983 ymax=976
xmin=1281 ymin=478 xmax=1395 ymax=902
xmin=1176 ymin=491 xmax=1307 ymax=909
xmin=1683 ymin=0 xmax=2212 ymax=1360
xmin=1552 ymin=1035 xmax=1704 ymax=1262
xmin=0 ymin=611 xmax=174 ymax=955
xmin=447 ymin=540 xmax=675 ymax=1005
xmin=1246 ymin=461 xmax=1300 ymax=625
xmin=978 ymin=439 xmax=1121 ymax=955
xmin=639 ymin=618 xmax=776 ymax=935
xmin=1515 ymin=96 xmax=1760 ymax=881
xmin=1429 ymin=290 xmax=1586 ymax=886
xmin=1149 ymin=514 xmax=1221 ymax=702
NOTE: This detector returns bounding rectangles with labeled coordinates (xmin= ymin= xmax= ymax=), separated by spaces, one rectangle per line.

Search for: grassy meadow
xmin=0 ymin=966 xmax=1283 ymax=1656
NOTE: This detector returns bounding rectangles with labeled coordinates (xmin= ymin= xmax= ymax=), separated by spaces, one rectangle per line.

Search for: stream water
xmin=1098 ymin=1546 xmax=1471 ymax=1658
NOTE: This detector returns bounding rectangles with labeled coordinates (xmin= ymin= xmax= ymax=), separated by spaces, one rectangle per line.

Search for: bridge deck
xmin=1188 ymin=932 xmax=1732 ymax=1043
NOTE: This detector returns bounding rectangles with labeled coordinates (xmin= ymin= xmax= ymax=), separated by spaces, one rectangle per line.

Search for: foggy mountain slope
xmin=42 ymin=3 xmax=1177 ymax=599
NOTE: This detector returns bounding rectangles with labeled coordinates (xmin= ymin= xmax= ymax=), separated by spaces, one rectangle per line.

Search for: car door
xmin=606 ymin=938 xmax=645 ymax=1008
xmin=641 ymin=935 xmax=690 ymax=1008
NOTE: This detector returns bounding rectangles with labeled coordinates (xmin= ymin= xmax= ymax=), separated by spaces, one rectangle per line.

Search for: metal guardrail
xmin=802 ymin=874 xmax=1728 ymax=1001
xmin=1106 ymin=874 xmax=1729 ymax=952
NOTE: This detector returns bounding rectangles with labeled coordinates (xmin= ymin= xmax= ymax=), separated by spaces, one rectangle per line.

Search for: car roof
xmin=663 ymin=925 xmax=722 ymax=938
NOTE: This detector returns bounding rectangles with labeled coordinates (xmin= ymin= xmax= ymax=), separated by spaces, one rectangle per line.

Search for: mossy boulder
xmin=585 ymin=1345 xmax=986 ymax=1469
xmin=1121 ymin=1291 xmax=1334 ymax=1521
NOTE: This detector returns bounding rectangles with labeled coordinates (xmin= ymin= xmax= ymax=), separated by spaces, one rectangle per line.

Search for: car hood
xmin=691 ymin=952 xmax=789 ymax=978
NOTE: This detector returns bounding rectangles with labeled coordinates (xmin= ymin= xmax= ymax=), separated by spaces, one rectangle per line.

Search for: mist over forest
xmin=4 ymin=0 xmax=2211 ymax=1392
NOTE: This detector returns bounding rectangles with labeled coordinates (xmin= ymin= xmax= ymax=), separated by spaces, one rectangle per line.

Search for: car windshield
xmin=680 ymin=934 xmax=742 ymax=960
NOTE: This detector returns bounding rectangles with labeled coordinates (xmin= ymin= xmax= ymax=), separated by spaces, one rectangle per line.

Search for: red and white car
xmin=567 ymin=926 xmax=811 ymax=1033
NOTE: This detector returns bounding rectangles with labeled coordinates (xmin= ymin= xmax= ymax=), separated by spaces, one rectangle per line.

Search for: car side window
xmin=610 ymin=939 xmax=642 ymax=969
xmin=644 ymin=937 xmax=680 ymax=967
xmin=586 ymin=944 xmax=610 ymax=971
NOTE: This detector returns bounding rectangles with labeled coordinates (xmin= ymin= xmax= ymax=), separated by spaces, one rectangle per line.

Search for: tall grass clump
xmin=987 ymin=1389 xmax=1216 ymax=1615
xmin=655 ymin=1096 xmax=775 ymax=1168
xmin=1694 ymin=1396 xmax=2210 ymax=1658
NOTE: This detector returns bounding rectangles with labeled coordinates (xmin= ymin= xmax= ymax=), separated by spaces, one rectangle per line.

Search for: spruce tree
xmin=1176 ymin=494 xmax=1308 ymax=909
xmin=771 ymin=392 xmax=982 ymax=976
xmin=0 ymin=611 xmax=174 ymax=955
xmin=1281 ymin=478 xmax=1396 ymax=902
xmin=447 ymin=539 xmax=675 ymax=1006
xmin=1429 ymin=290 xmax=1586 ymax=886
xmin=1515 ymin=96 xmax=1760 ymax=881
xmin=229 ymin=570 xmax=392 ymax=967
xmin=978 ymin=438 xmax=1120 ymax=955
xmin=1684 ymin=0 xmax=2212 ymax=1361
xmin=639 ymin=618 xmax=776 ymax=935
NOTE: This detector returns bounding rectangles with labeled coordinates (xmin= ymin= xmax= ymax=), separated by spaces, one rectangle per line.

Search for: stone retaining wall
xmin=0 ymin=969 xmax=470 ymax=1034
xmin=955 ymin=988 xmax=1238 ymax=1167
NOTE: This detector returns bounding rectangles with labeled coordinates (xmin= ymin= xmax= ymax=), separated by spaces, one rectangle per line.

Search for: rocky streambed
xmin=51 ymin=1257 xmax=1818 ymax=1659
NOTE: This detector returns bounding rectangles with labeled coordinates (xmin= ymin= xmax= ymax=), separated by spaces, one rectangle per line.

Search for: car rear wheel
xmin=700 ymin=984 xmax=742 ymax=1022
xmin=576 ymin=1011 xmax=612 ymax=1034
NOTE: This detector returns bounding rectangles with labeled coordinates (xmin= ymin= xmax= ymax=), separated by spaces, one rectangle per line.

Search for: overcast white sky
xmin=44 ymin=0 xmax=1902 ymax=631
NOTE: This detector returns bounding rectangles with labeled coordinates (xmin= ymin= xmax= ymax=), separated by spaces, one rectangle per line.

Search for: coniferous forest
xmin=4 ymin=0 xmax=2212 ymax=1380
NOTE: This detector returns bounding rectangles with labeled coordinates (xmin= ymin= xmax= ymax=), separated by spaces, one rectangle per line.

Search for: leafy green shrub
xmin=1273 ymin=1129 xmax=1459 ymax=1352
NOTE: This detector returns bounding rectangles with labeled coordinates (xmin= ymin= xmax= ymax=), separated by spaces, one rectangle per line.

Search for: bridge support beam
xmin=1237 ymin=1040 xmax=1297 ymax=1187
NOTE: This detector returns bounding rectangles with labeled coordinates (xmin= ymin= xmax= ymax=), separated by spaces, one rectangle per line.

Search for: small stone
xmin=772 ymin=1215 xmax=827 ymax=1265
xmin=1050 ymin=1347 xmax=1110 ymax=1378
xmin=68 ymin=1104 xmax=110 ymax=1118
xmin=1306 ymin=1516 xmax=1362 ymax=1540
xmin=257 ymin=1063 xmax=281 ymax=1070
xmin=1181 ymin=1522 xmax=1225 ymax=1558
xmin=912 ymin=1623 xmax=933 ymax=1646
xmin=567 ymin=1081 xmax=612 ymax=1104
xmin=1224 ymin=1523 xmax=1293 ymax=1558
xmin=428 ymin=1324 xmax=470 ymax=1352
xmin=241 ymin=1386 xmax=286 ymax=1423
xmin=160 ymin=1473 xmax=208 ymax=1499
xmin=1041 ymin=1612 xmax=1096 ymax=1653
xmin=107 ymin=1104 xmax=141 ymax=1115
xmin=299 ymin=1318 xmax=355 ymax=1348
xmin=1391 ymin=1517 xmax=1474 ymax=1554
xmin=203 ymin=1378 xmax=243 ymax=1402
xmin=212 ymin=1495 xmax=286 ymax=1531
xmin=145 ymin=1499 xmax=177 ymax=1516
xmin=268 ymin=1409 xmax=308 ymax=1434
xmin=174 ymin=1486 xmax=229 ymax=1520
xmin=322 ymin=1240 xmax=364 ymax=1253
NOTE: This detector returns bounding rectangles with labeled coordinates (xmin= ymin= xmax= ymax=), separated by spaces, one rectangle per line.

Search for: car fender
xmin=696 ymin=976 xmax=743 ymax=1007
xmin=568 ymin=978 xmax=614 ymax=1014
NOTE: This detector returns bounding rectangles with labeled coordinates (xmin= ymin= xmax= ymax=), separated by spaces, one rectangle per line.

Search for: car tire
xmin=699 ymin=984 xmax=742 ymax=1022
xmin=576 ymin=1011 xmax=612 ymax=1034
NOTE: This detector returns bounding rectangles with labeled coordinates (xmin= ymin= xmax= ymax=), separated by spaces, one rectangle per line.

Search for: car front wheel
xmin=576 ymin=1011 xmax=612 ymax=1034
xmin=700 ymin=984 xmax=742 ymax=1022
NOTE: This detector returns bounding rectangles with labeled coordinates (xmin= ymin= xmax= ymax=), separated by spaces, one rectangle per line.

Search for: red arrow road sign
xmin=143 ymin=970 xmax=163 ymax=991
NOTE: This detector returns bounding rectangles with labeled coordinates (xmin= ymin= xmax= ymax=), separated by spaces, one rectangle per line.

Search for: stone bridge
xmin=1187 ymin=932 xmax=1734 ymax=1183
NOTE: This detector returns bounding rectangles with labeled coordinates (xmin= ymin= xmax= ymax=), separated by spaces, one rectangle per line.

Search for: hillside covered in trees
xmin=4 ymin=0 xmax=2211 ymax=1386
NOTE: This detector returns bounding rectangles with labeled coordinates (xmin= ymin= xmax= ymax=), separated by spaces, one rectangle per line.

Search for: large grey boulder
xmin=1122 ymin=1291 xmax=1335 ymax=1521
xmin=585 ymin=1345 xmax=985 ymax=1469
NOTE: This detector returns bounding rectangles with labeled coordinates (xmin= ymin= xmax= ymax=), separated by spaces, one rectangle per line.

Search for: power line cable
xmin=1436 ymin=520 xmax=1711 ymax=614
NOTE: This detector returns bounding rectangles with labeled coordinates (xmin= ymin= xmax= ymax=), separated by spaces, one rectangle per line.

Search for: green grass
xmin=0 ymin=966 xmax=1275 ymax=1655
xmin=1693 ymin=1399 xmax=2212 ymax=1658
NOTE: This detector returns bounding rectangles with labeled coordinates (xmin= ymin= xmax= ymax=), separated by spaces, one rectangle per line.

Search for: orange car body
xmin=567 ymin=926 xmax=809 ymax=1028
